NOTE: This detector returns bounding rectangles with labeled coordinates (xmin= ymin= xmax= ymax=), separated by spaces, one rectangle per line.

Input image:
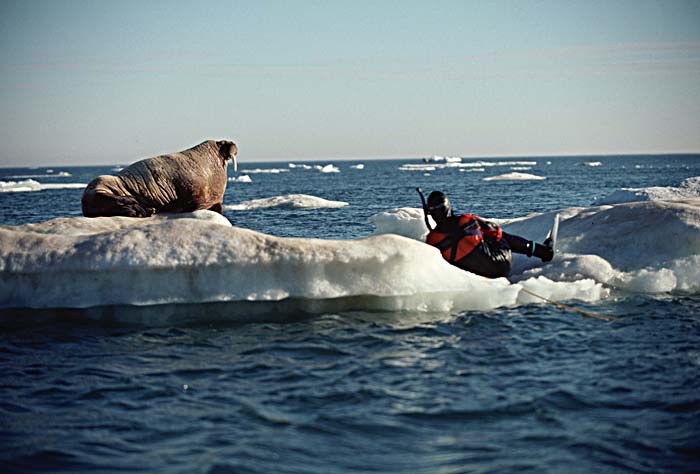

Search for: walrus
xmin=82 ymin=140 xmax=238 ymax=217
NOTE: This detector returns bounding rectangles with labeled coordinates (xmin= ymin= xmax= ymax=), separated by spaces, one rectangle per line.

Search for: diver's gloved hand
xmin=533 ymin=242 xmax=554 ymax=262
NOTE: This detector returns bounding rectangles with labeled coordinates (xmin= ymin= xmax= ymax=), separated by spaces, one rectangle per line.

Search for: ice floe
xmin=5 ymin=171 xmax=72 ymax=179
xmin=224 ymin=194 xmax=349 ymax=210
xmin=0 ymin=179 xmax=86 ymax=193
xmin=595 ymin=177 xmax=700 ymax=205
xmin=371 ymin=194 xmax=700 ymax=294
xmin=0 ymin=211 xmax=517 ymax=315
xmin=2 ymin=179 xmax=698 ymax=321
xmin=228 ymin=175 xmax=252 ymax=183
xmin=482 ymin=172 xmax=546 ymax=181
xmin=240 ymin=168 xmax=289 ymax=174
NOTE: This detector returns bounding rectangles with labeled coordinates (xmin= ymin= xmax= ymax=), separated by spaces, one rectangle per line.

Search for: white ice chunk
xmin=0 ymin=211 xmax=519 ymax=312
xmin=482 ymin=172 xmax=546 ymax=181
xmin=228 ymin=175 xmax=252 ymax=183
xmin=595 ymin=176 xmax=700 ymax=205
xmin=0 ymin=179 xmax=86 ymax=193
xmin=240 ymin=168 xmax=289 ymax=174
xmin=371 ymin=196 xmax=700 ymax=295
xmin=224 ymin=194 xmax=348 ymax=210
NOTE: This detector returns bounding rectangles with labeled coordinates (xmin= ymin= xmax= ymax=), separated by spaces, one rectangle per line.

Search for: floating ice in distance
xmin=315 ymin=164 xmax=340 ymax=173
xmin=579 ymin=161 xmax=603 ymax=167
xmin=351 ymin=164 xmax=365 ymax=169
xmin=5 ymin=171 xmax=72 ymax=179
xmin=0 ymin=179 xmax=86 ymax=193
xmin=399 ymin=164 xmax=436 ymax=171
xmin=288 ymin=163 xmax=313 ymax=170
xmin=595 ymin=176 xmax=700 ymax=205
xmin=228 ymin=175 xmax=252 ymax=183
xmin=224 ymin=194 xmax=349 ymax=211
xmin=240 ymin=168 xmax=289 ymax=174
xmin=510 ymin=166 xmax=532 ymax=171
xmin=460 ymin=168 xmax=486 ymax=173
xmin=424 ymin=155 xmax=462 ymax=163
xmin=401 ymin=160 xmax=537 ymax=172
xmin=482 ymin=172 xmax=546 ymax=181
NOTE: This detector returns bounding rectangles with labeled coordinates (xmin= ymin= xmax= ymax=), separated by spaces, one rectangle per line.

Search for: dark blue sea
xmin=1 ymin=155 xmax=699 ymax=473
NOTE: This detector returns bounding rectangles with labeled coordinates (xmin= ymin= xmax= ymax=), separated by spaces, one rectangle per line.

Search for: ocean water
xmin=1 ymin=155 xmax=699 ymax=473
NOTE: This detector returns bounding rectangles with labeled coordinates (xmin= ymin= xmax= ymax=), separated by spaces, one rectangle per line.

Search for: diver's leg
xmin=457 ymin=240 xmax=512 ymax=278
xmin=503 ymin=232 xmax=553 ymax=262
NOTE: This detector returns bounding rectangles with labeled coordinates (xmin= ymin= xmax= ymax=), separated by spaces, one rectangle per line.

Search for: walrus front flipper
xmin=82 ymin=191 xmax=155 ymax=218
xmin=207 ymin=202 xmax=223 ymax=214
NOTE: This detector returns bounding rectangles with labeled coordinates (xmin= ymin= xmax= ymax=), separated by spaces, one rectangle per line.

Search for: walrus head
xmin=216 ymin=140 xmax=238 ymax=172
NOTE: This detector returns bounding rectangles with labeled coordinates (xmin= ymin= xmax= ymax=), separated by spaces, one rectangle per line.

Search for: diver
xmin=420 ymin=190 xmax=553 ymax=278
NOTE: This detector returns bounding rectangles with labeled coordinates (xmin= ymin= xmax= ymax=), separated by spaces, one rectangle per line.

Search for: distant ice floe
xmin=400 ymin=160 xmax=537 ymax=172
xmin=482 ymin=172 xmax=546 ymax=181
xmin=580 ymin=161 xmax=603 ymax=167
xmin=595 ymin=176 xmax=700 ymax=205
xmin=351 ymin=164 xmax=365 ymax=170
xmin=240 ymin=168 xmax=289 ymax=174
xmin=400 ymin=164 xmax=436 ymax=172
xmin=287 ymin=163 xmax=340 ymax=173
xmin=424 ymin=155 xmax=462 ymax=163
xmin=0 ymin=179 xmax=86 ymax=193
xmin=228 ymin=175 xmax=252 ymax=183
xmin=224 ymin=194 xmax=349 ymax=211
xmin=6 ymin=171 xmax=72 ymax=179
xmin=315 ymin=164 xmax=339 ymax=173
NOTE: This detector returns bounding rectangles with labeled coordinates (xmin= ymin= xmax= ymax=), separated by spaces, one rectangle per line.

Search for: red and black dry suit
xmin=426 ymin=214 xmax=535 ymax=278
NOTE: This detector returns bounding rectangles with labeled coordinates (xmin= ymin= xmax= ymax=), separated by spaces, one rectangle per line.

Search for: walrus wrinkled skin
xmin=82 ymin=140 xmax=238 ymax=217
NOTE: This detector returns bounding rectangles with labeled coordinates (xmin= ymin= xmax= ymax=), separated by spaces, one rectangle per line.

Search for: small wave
xmin=224 ymin=194 xmax=348 ymax=210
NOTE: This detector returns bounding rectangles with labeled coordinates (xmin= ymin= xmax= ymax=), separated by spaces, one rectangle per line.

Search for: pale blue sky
xmin=1 ymin=0 xmax=699 ymax=166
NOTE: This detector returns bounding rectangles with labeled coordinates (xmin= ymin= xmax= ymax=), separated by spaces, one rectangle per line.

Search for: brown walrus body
xmin=82 ymin=140 xmax=238 ymax=217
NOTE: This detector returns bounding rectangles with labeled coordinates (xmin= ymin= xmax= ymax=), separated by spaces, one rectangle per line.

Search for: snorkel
xmin=416 ymin=187 xmax=434 ymax=231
